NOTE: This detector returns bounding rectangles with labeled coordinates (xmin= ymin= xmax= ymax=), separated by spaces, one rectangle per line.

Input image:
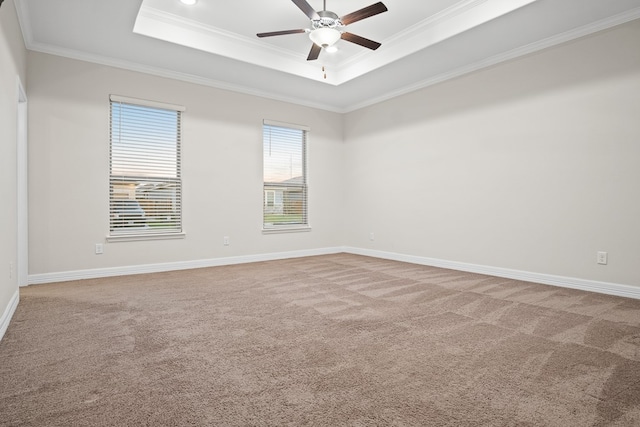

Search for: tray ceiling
xmin=14 ymin=0 xmax=640 ymax=112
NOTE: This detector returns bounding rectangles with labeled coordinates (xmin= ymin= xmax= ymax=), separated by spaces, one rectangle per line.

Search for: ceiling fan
xmin=257 ymin=0 xmax=388 ymax=61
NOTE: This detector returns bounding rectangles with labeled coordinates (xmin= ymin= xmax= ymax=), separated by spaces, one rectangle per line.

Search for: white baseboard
xmin=27 ymin=247 xmax=345 ymax=285
xmin=344 ymin=247 xmax=640 ymax=300
xmin=0 ymin=289 xmax=20 ymax=342
xmin=26 ymin=246 xmax=639 ymax=300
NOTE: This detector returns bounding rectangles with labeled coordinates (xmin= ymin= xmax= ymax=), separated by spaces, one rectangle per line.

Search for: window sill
xmin=106 ymin=232 xmax=186 ymax=243
xmin=262 ymin=226 xmax=311 ymax=234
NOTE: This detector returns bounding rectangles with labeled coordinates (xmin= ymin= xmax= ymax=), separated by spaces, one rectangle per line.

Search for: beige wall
xmin=344 ymin=21 xmax=640 ymax=286
xmin=27 ymin=53 xmax=344 ymax=275
xmin=0 ymin=0 xmax=27 ymax=323
xmin=22 ymin=18 xmax=640 ymax=290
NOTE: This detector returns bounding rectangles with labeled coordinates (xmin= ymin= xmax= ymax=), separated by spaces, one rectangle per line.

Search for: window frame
xmin=107 ymin=95 xmax=186 ymax=242
xmin=262 ymin=119 xmax=311 ymax=234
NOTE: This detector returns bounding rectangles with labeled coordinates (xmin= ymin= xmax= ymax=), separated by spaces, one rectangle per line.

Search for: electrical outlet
xmin=95 ymin=243 xmax=104 ymax=255
xmin=369 ymin=232 xmax=375 ymax=241
xmin=597 ymin=251 xmax=608 ymax=265
xmin=223 ymin=236 xmax=230 ymax=246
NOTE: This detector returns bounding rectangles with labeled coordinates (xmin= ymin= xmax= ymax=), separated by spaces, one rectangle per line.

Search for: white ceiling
xmin=14 ymin=0 xmax=640 ymax=112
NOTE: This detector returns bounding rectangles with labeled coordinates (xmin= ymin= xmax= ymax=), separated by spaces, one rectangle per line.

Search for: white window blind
xmin=109 ymin=96 xmax=182 ymax=236
xmin=263 ymin=121 xmax=308 ymax=230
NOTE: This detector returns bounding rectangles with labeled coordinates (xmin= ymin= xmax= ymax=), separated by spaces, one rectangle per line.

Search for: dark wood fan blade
xmin=307 ymin=43 xmax=321 ymax=61
xmin=292 ymin=0 xmax=319 ymax=20
xmin=341 ymin=32 xmax=381 ymax=50
xmin=257 ymin=29 xmax=306 ymax=38
xmin=340 ymin=2 xmax=387 ymax=25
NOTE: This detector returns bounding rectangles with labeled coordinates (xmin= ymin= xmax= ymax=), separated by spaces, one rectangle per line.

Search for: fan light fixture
xmin=309 ymin=28 xmax=341 ymax=48
xmin=256 ymin=0 xmax=387 ymax=61
xmin=180 ymin=0 xmax=197 ymax=5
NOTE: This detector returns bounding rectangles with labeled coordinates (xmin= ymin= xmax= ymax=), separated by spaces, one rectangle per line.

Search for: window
xmin=109 ymin=95 xmax=184 ymax=239
xmin=263 ymin=120 xmax=309 ymax=231
xmin=265 ymin=190 xmax=275 ymax=208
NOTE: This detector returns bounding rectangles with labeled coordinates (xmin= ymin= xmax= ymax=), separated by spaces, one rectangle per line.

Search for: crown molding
xmin=14 ymin=1 xmax=640 ymax=113
xmin=135 ymin=0 xmax=538 ymax=86
xmin=14 ymin=0 xmax=34 ymax=47
xmin=344 ymin=6 xmax=640 ymax=112
xmin=134 ymin=3 xmax=335 ymax=84
xmin=337 ymin=0 xmax=490 ymax=71
xmin=23 ymin=40 xmax=345 ymax=113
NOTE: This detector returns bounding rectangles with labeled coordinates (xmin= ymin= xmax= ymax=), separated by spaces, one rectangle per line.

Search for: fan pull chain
xmin=322 ymin=66 xmax=327 ymax=80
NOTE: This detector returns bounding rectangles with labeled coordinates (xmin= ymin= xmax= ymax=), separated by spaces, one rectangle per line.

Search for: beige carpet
xmin=1 ymin=254 xmax=640 ymax=426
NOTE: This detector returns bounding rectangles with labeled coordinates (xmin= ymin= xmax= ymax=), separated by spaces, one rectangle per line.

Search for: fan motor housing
xmin=312 ymin=10 xmax=343 ymax=30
